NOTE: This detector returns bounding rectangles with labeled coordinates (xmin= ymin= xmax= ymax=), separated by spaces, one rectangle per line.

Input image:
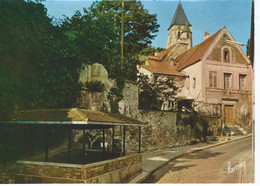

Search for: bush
xmin=110 ymin=88 xmax=123 ymax=98
xmin=85 ymin=81 xmax=105 ymax=92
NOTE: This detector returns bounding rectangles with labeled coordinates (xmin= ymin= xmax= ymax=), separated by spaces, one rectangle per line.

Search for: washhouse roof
xmin=1 ymin=108 xmax=146 ymax=127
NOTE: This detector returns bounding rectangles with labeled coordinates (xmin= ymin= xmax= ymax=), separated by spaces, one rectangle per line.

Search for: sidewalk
xmin=130 ymin=134 xmax=252 ymax=183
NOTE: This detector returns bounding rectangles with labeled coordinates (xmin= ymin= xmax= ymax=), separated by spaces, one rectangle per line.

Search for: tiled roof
xmin=141 ymin=59 xmax=184 ymax=76
xmin=4 ymin=108 xmax=145 ymax=126
xmin=156 ymin=45 xmax=176 ymax=60
xmin=169 ymin=2 xmax=191 ymax=29
xmin=148 ymin=45 xmax=176 ymax=61
xmin=176 ymin=27 xmax=223 ymax=70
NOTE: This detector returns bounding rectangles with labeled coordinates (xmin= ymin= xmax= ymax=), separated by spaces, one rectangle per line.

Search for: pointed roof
xmin=182 ymin=21 xmax=191 ymax=33
xmin=169 ymin=2 xmax=191 ymax=29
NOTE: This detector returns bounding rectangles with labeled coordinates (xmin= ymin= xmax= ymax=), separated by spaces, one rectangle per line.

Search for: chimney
xmin=204 ymin=32 xmax=210 ymax=40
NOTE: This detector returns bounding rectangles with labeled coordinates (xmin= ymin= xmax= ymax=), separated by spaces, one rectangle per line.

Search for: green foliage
xmin=85 ymin=81 xmax=105 ymax=92
xmin=139 ymin=45 xmax=165 ymax=56
xmin=138 ymin=73 xmax=178 ymax=110
xmin=116 ymin=77 xmax=125 ymax=92
xmin=0 ymin=0 xmax=82 ymax=118
xmin=107 ymin=87 xmax=124 ymax=114
xmin=0 ymin=125 xmax=68 ymax=165
xmin=177 ymin=113 xmax=211 ymax=142
xmin=61 ymin=0 xmax=159 ymax=81
xmin=110 ymin=88 xmax=123 ymax=98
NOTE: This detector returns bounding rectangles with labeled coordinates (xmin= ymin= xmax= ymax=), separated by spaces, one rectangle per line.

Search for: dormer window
xmin=222 ymin=47 xmax=231 ymax=63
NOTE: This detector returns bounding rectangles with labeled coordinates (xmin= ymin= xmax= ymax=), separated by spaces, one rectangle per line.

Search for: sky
xmin=43 ymin=0 xmax=252 ymax=53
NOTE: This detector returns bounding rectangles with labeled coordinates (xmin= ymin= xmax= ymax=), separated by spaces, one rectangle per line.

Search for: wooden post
xmin=112 ymin=126 xmax=115 ymax=156
xmin=123 ymin=126 xmax=126 ymax=156
xmin=120 ymin=0 xmax=124 ymax=70
xmin=138 ymin=126 xmax=141 ymax=153
xmin=45 ymin=126 xmax=48 ymax=162
xmin=82 ymin=129 xmax=86 ymax=164
xmin=68 ymin=127 xmax=71 ymax=163
xmin=102 ymin=128 xmax=105 ymax=160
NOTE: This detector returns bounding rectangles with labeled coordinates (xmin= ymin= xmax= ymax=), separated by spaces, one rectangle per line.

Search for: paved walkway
xmin=130 ymin=134 xmax=252 ymax=183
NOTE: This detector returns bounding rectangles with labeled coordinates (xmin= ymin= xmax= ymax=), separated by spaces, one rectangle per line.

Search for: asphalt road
xmin=143 ymin=137 xmax=254 ymax=183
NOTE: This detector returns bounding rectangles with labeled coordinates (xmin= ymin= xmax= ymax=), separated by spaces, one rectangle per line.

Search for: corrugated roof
xmin=176 ymin=27 xmax=223 ymax=70
xmin=3 ymin=108 xmax=146 ymax=126
xmin=169 ymin=2 xmax=191 ymax=29
xmin=141 ymin=59 xmax=185 ymax=76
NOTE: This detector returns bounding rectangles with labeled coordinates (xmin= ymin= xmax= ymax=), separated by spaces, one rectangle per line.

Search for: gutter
xmin=153 ymin=72 xmax=187 ymax=77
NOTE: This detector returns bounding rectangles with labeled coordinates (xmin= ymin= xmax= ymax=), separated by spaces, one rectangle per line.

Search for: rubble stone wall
xmin=16 ymin=154 xmax=142 ymax=183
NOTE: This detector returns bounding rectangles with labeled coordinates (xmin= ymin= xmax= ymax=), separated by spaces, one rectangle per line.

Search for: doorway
xmin=224 ymin=105 xmax=234 ymax=126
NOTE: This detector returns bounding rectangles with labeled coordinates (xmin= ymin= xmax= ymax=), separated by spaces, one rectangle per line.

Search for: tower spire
xmin=168 ymin=1 xmax=191 ymax=30
xmin=166 ymin=2 xmax=192 ymax=50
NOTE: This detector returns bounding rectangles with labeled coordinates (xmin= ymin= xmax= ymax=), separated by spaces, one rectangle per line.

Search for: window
xmin=239 ymin=74 xmax=246 ymax=90
xmin=224 ymin=73 xmax=232 ymax=89
xmin=209 ymin=71 xmax=217 ymax=88
xmin=177 ymin=31 xmax=181 ymax=38
xmin=223 ymin=48 xmax=231 ymax=63
xmin=193 ymin=78 xmax=196 ymax=88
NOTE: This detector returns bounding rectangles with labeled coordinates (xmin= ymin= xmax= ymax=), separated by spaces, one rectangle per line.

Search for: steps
xmin=227 ymin=126 xmax=247 ymax=136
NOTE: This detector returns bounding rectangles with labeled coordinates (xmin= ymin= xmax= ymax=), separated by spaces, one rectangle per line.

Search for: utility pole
xmin=120 ymin=0 xmax=124 ymax=70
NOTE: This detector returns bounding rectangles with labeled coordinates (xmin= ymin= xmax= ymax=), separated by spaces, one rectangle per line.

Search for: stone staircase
xmin=227 ymin=126 xmax=247 ymax=136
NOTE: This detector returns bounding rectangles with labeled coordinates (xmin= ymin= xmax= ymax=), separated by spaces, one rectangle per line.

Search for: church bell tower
xmin=166 ymin=2 xmax=192 ymax=49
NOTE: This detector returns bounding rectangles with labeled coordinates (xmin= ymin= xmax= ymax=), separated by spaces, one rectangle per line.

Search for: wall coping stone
xmin=17 ymin=154 xmax=142 ymax=169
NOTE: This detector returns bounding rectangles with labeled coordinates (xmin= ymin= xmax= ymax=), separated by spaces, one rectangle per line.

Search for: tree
xmin=61 ymin=0 xmax=159 ymax=81
xmin=0 ymin=0 xmax=81 ymax=119
xmin=138 ymin=73 xmax=178 ymax=110
xmin=139 ymin=45 xmax=165 ymax=56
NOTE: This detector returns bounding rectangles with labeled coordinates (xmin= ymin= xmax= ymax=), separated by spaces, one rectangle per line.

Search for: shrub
xmin=85 ymin=81 xmax=105 ymax=92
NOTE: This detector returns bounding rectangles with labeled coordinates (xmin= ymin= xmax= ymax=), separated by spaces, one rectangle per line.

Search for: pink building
xmin=139 ymin=2 xmax=253 ymax=132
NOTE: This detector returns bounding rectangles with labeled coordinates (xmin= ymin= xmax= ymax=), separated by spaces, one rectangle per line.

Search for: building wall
xmin=203 ymin=60 xmax=252 ymax=131
xmin=181 ymin=61 xmax=203 ymax=100
xmin=16 ymin=154 xmax=142 ymax=183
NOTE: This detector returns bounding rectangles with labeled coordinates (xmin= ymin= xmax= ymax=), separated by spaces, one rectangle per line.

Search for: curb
xmin=131 ymin=134 xmax=252 ymax=183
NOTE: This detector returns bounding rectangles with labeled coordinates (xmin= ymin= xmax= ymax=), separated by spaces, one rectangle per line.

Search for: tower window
xmin=178 ymin=31 xmax=181 ymax=38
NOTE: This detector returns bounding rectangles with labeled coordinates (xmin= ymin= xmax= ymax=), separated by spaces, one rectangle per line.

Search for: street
xmin=143 ymin=137 xmax=254 ymax=183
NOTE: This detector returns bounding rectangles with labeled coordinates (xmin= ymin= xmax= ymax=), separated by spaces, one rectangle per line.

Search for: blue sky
xmin=43 ymin=0 xmax=252 ymax=52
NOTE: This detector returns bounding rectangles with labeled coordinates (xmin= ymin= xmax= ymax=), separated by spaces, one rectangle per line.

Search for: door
xmin=224 ymin=105 xmax=234 ymax=126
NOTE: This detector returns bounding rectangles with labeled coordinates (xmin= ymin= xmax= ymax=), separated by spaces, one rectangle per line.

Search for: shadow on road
xmin=143 ymin=149 xmax=224 ymax=183
xmin=185 ymin=150 xmax=224 ymax=160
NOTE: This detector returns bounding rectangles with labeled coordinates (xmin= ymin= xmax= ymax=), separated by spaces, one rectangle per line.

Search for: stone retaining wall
xmin=15 ymin=154 xmax=142 ymax=183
